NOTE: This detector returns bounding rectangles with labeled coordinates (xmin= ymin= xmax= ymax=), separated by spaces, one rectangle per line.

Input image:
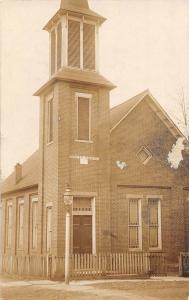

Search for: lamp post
xmin=64 ymin=184 xmax=73 ymax=284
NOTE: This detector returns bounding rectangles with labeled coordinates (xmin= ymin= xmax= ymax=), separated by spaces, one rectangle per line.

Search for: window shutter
xmin=68 ymin=20 xmax=80 ymax=68
xmin=78 ymin=97 xmax=90 ymax=140
xmin=51 ymin=30 xmax=56 ymax=75
xmin=83 ymin=23 xmax=95 ymax=70
xmin=57 ymin=23 xmax=62 ymax=70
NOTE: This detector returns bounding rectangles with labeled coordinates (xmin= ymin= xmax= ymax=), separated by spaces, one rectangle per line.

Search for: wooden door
xmin=73 ymin=215 xmax=92 ymax=254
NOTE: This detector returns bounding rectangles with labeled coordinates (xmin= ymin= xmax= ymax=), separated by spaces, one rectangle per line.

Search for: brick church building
xmin=1 ymin=0 xmax=189 ymax=278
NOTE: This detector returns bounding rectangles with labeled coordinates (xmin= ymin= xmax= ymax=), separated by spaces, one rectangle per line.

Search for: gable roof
xmin=110 ymin=89 xmax=185 ymax=140
xmin=1 ymin=150 xmax=39 ymax=195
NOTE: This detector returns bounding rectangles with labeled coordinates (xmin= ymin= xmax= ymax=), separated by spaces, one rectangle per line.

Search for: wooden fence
xmin=0 ymin=252 xmax=167 ymax=279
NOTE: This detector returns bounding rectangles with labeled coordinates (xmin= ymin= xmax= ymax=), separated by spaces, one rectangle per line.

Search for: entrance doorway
xmin=73 ymin=215 xmax=92 ymax=253
xmin=72 ymin=197 xmax=95 ymax=254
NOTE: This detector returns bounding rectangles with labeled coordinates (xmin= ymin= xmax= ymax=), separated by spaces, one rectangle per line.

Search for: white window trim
xmin=147 ymin=195 xmax=162 ymax=251
xmin=137 ymin=146 xmax=152 ymax=165
xmin=72 ymin=196 xmax=96 ymax=255
xmin=6 ymin=201 xmax=13 ymax=249
xmin=127 ymin=195 xmax=142 ymax=251
xmin=75 ymin=92 xmax=92 ymax=143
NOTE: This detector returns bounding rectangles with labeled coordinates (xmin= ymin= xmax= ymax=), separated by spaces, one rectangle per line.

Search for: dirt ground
xmin=0 ymin=275 xmax=189 ymax=300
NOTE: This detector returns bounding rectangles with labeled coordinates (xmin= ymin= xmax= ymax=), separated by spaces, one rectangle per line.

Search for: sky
xmin=1 ymin=0 xmax=189 ymax=178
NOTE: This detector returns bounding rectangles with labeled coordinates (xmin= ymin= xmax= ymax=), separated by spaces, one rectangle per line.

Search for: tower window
xmin=83 ymin=23 xmax=95 ymax=70
xmin=51 ymin=29 xmax=56 ymax=75
xmin=68 ymin=19 xmax=81 ymax=68
xmin=67 ymin=18 xmax=96 ymax=71
xmin=47 ymin=98 xmax=53 ymax=144
xmin=57 ymin=23 xmax=62 ymax=70
xmin=76 ymin=93 xmax=92 ymax=141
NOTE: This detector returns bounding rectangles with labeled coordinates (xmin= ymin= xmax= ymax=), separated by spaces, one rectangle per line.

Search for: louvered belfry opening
xmin=68 ymin=19 xmax=81 ymax=68
xmin=83 ymin=23 xmax=95 ymax=70
xmin=51 ymin=30 xmax=56 ymax=75
xmin=57 ymin=22 xmax=62 ymax=70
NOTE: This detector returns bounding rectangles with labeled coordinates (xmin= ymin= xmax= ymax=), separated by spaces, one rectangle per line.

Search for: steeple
xmin=60 ymin=0 xmax=89 ymax=10
xmin=34 ymin=0 xmax=115 ymax=95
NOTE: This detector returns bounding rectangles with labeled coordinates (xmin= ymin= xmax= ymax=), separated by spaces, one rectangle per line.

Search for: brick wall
xmin=110 ymin=98 xmax=187 ymax=263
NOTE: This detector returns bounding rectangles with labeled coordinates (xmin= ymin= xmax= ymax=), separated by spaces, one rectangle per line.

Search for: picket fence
xmin=0 ymin=252 xmax=167 ymax=279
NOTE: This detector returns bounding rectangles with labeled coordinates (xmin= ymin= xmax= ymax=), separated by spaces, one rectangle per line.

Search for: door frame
xmin=72 ymin=196 xmax=96 ymax=255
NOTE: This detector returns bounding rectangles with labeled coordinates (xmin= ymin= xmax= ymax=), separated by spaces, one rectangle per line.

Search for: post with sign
xmin=63 ymin=184 xmax=73 ymax=284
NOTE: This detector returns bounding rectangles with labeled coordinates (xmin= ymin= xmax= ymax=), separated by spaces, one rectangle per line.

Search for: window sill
xmin=75 ymin=139 xmax=93 ymax=144
xmin=149 ymin=248 xmax=162 ymax=252
xmin=129 ymin=248 xmax=142 ymax=252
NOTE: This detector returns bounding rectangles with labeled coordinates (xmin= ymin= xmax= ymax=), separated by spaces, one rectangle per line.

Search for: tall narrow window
xmin=128 ymin=198 xmax=141 ymax=249
xmin=6 ymin=203 xmax=12 ymax=248
xmin=47 ymin=98 xmax=53 ymax=144
xmin=68 ymin=19 xmax=80 ymax=68
xmin=77 ymin=95 xmax=91 ymax=141
xmin=148 ymin=198 xmax=161 ymax=249
xmin=51 ymin=29 xmax=56 ymax=75
xmin=46 ymin=207 xmax=52 ymax=254
xmin=18 ymin=200 xmax=24 ymax=249
xmin=83 ymin=23 xmax=95 ymax=70
xmin=57 ymin=23 xmax=62 ymax=70
xmin=32 ymin=199 xmax=38 ymax=250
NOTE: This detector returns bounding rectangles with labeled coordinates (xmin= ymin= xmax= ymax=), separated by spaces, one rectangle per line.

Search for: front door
xmin=73 ymin=215 xmax=92 ymax=253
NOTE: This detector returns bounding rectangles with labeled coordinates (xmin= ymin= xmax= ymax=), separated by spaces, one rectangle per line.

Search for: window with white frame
xmin=6 ymin=202 xmax=13 ymax=248
xmin=68 ymin=18 xmax=96 ymax=70
xmin=46 ymin=206 xmax=52 ymax=254
xmin=47 ymin=98 xmax=53 ymax=144
xmin=148 ymin=198 xmax=162 ymax=249
xmin=17 ymin=199 xmax=24 ymax=249
xmin=128 ymin=198 xmax=142 ymax=249
xmin=76 ymin=93 xmax=91 ymax=141
xmin=31 ymin=197 xmax=38 ymax=250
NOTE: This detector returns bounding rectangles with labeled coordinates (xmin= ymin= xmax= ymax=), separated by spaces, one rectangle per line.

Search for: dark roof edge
xmin=1 ymin=184 xmax=38 ymax=197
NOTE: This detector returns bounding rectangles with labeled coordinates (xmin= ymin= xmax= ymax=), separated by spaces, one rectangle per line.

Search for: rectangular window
xmin=148 ymin=198 xmax=161 ymax=249
xmin=18 ymin=200 xmax=24 ymax=249
xmin=6 ymin=203 xmax=12 ymax=248
xmin=77 ymin=96 xmax=91 ymax=141
xmin=47 ymin=98 xmax=53 ymax=144
xmin=68 ymin=19 xmax=80 ymax=68
xmin=46 ymin=207 xmax=52 ymax=254
xmin=57 ymin=22 xmax=62 ymax=70
xmin=32 ymin=199 xmax=38 ymax=250
xmin=51 ymin=29 xmax=56 ymax=75
xmin=128 ymin=198 xmax=141 ymax=249
xmin=83 ymin=23 xmax=95 ymax=70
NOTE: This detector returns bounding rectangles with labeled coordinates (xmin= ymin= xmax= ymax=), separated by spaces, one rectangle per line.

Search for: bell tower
xmin=44 ymin=0 xmax=106 ymax=76
xmin=34 ymin=0 xmax=115 ymax=274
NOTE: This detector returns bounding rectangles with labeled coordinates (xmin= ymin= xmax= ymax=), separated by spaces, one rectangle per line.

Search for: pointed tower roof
xmin=44 ymin=0 xmax=106 ymax=31
xmin=61 ymin=0 xmax=89 ymax=10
